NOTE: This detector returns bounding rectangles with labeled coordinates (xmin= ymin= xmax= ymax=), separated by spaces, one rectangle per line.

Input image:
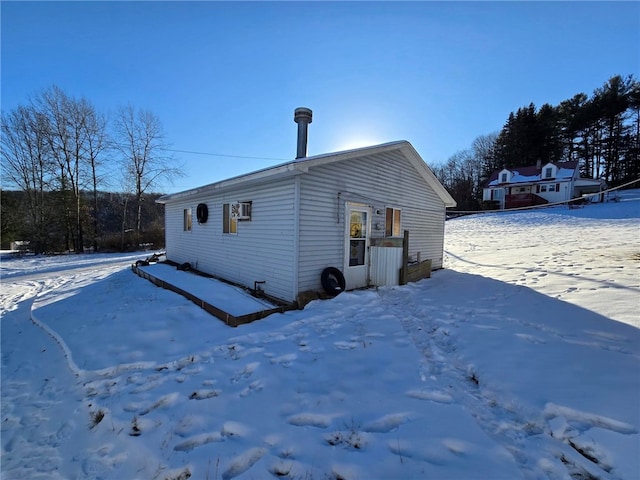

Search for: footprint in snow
xmin=173 ymin=432 xmax=223 ymax=452
xmin=287 ymin=413 xmax=338 ymax=428
xmin=173 ymin=414 xmax=208 ymax=437
xmin=231 ymin=362 xmax=260 ymax=383
xmin=53 ymin=420 xmax=74 ymax=445
xmin=363 ymin=412 xmax=413 ymax=433
xmin=138 ymin=392 xmax=180 ymax=416
xmin=221 ymin=420 xmax=251 ymax=437
xmin=442 ymin=438 xmax=470 ymax=455
xmin=584 ymin=330 xmax=629 ymax=342
xmin=221 ymin=447 xmax=267 ymax=480
xmin=472 ymin=324 xmax=498 ymax=330
xmin=180 ymin=365 xmax=203 ymax=375
xmin=130 ymin=376 xmax=168 ymax=394
xmin=544 ymin=403 xmax=638 ymax=435
xmin=388 ymin=439 xmax=448 ymax=465
xmin=270 ymin=353 xmax=297 ymax=367
xmin=406 ymin=389 xmax=453 ymax=404
xmin=239 ymin=380 xmax=263 ymax=398
xmin=82 ymin=457 xmax=110 ymax=477
xmin=514 ymin=333 xmax=546 ymax=344
xmin=189 ymin=389 xmax=221 ymax=400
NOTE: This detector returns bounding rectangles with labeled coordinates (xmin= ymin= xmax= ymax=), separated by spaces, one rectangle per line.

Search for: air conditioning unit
xmin=231 ymin=201 xmax=251 ymax=220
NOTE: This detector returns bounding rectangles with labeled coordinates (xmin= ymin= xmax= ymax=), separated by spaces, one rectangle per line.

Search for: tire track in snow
xmin=1 ymin=280 xmax=83 ymax=479
xmin=1 ymin=260 xmax=150 ymax=479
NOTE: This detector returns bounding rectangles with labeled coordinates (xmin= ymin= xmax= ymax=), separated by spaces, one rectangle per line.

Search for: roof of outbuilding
xmin=158 ymin=141 xmax=457 ymax=207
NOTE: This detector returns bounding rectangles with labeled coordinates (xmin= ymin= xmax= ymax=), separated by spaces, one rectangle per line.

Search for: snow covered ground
xmin=1 ymin=191 xmax=639 ymax=480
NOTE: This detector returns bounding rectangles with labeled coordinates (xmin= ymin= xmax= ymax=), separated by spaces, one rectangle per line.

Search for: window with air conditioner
xmin=232 ymin=201 xmax=252 ymax=221
xmin=223 ymin=201 xmax=252 ymax=234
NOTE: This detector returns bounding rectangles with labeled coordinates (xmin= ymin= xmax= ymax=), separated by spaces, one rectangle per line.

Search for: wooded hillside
xmin=1 ymin=190 xmax=165 ymax=253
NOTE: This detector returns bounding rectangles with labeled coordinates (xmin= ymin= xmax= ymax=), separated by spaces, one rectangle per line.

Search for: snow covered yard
xmin=1 ymin=192 xmax=639 ymax=480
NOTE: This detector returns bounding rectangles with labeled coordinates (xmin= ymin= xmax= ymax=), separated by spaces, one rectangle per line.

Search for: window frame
xmin=235 ymin=201 xmax=252 ymax=221
xmin=222 ymin=203 xmax=237 ymax=234
xmin=183 ymin=208 xmax=192 ymax=232
xmin=385 ymin=207 xmax=402 ymax=237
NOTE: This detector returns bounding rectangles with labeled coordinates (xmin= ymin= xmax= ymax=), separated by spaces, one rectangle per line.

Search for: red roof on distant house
xmin=485 ymin=161 xmax=579 ymax=188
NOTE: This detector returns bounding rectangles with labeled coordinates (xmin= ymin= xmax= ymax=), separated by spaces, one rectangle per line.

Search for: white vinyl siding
xmin=537 ymin=181 xmax=571 ymax=204
xmin=164 ymin=179 xmax=297 ymax=302
xmin=161 ymin=143 xmax=450 ymax=303
xmin=297 ymin=150 xmax=446 ymax=294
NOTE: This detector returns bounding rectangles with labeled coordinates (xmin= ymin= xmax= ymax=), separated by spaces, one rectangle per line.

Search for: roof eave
xmin=157 ymin=163 xmax=307 ymax=203
xmin=157 ymin=140 xmax=457 ymax=208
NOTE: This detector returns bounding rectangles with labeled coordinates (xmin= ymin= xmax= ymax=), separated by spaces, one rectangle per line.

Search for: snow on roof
xmin=485 ymin=161 xmax=579 ymax=187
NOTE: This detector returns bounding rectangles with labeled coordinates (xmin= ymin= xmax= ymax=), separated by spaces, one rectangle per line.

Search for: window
xmin=500 ymin=173 xmax=508 ymax=183
xmin=385 ymin=207 xmax=401 ymax=237
xmin=544 ymin=167 xmax=553 ymax=178
xmin=349 ymin=210 xmax=368 ymax=266
xmin=183 ymin=208 xmax=192 ymax=231
xmin=540 ymin=185 xmax=547 ymax=192
xmin=232 ymin=201 xmax=252 ymax=221
xmin=222 ymin=204 xmax=237 ymax=234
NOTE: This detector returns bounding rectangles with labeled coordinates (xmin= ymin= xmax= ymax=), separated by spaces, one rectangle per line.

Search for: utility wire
xmin=447 ymin=177 xmax=640 ymax=216
xmin=166 ymin=148 xmax=290 ymax=162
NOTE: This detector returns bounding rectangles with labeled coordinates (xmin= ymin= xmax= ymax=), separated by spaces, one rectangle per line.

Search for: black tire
xmin=321 ymin=267 xmax=346 ymax=297
xmin=196 ymin=203 xmax=208 ymax=224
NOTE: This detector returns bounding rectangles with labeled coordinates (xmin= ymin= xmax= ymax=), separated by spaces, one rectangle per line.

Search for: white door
xmin=344 ymin=203 xmax=371 ymax=290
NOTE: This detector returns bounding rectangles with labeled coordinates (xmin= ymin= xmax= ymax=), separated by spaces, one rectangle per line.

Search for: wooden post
xmin=400 ymin=230 xmax=409 ymax=285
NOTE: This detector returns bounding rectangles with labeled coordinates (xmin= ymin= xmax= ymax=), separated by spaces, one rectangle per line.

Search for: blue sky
xmin=2 ymin=1 xmax=638 ymax=193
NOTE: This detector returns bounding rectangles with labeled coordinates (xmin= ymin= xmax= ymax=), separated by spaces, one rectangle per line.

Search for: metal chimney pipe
xmin=294 ymin=107 xmax=313 ymax=159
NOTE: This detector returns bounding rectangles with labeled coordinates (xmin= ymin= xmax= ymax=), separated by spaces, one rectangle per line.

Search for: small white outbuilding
xmin=157 ymin=109 xmax=456 ymax=305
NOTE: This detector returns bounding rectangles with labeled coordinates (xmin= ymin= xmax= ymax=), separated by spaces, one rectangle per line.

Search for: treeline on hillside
xmin=1 ymin=190 xmax=165 ymax=253
xmin=433 ymin=75 xmax=640 ymax=211
xmin=1 ymin=85 xmax=183 ymax=254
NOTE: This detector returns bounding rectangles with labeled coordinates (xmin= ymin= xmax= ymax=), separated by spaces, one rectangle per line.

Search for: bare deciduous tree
xmin=113 ymin=104 xmax=183 ymax=247
xmin=37 ymin=86 xmax=108 ymax=252
xmin=1 ymin=106 xmax=54 ymax=253
xmin=82 ymin=108 xmax=108 ymax=251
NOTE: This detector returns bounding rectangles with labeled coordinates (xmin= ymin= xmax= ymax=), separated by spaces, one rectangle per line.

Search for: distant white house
xmin=483 ymin=161 xmax=605 ymax=209
xmin=157 ymin=109 xmax=456 ymax=305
